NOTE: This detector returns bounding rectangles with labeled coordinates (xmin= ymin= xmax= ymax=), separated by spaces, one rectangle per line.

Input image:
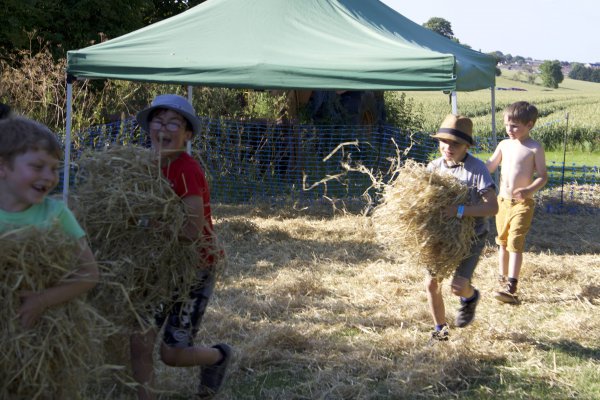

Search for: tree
xmin=0 ymin=0 xmax=207 ymax=61
xmin=486 ymin=52 xmax=502 ymax=76
xmin=423 ymin=17 xmax=454 ymax=40
xmin=539 ymin=60 xmax=564 ymax=88
xmin=144 ymin=0 xmax=207 ymax=25
xmin=0 ymin=0 xmax=145 ymax=59
xmin=514 ymin=56 xmax=526 ymax=65
xmin=569 ymin=63 xmax=590 ymax=81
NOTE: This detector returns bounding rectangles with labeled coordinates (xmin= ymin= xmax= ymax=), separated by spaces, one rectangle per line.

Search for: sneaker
xmin=494 ymin=287 xmax=519 ymax=304
xmin=198 ymin=343 xmax=232 ymax=397
xmin=455 ymin=288 xmax=480 ymax=328
xmin=429 ymin=324 xmax=449 ymax=343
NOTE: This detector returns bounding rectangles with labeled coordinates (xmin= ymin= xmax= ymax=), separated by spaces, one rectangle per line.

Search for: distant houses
xmin=497 ymin=87 xmax=527 ymax=91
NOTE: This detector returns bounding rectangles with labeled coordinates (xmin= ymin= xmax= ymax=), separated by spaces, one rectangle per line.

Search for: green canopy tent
xmin=63 ymin=0 xmax=497 ymax=197
xmin=67 ymin=0 xmax=496 ymax=90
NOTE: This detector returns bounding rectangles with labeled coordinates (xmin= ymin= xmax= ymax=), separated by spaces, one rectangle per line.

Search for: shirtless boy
xmin=486 ymin=101 xmax=548 ymax=304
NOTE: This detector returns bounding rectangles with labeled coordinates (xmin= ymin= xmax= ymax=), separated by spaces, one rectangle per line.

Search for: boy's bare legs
xmin=131 ymin=330 xmax=158 ymax=400
xmin=160 ymin=343 xmax=222 ymax=367
xmin=508 ymin=251 xmax=523 ymax=280
xmin=130 ymin=334 xmax=225 ymax=400
xmin=426 ymin=275 xmax=480 ymax=340
xmin=425 ymin=277 xmax=446 ymax=326
xmin=426 ymin=276 xmax=475 ymax=325
xmin=498 ymin=245 xmax=509 ymax=280
xmin=495 ymin=246 xmax=522 ymax=303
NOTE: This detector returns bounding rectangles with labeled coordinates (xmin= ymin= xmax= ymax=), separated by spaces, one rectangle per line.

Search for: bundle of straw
xmin=0 ymin=227 xmax=109 ymax=399
xmin=372 ymin=160 xmax=475 ymax=279
xmin=71 ymin=146 xmax=203 ymax=331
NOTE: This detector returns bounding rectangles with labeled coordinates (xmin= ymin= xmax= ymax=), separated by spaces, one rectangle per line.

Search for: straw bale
xmin=0 ymin=226 xmax=109 ymax=399
xmin=371 ymin=160 xmax=475 ymax=279
xmin=71 ymin=146 xmax=209 ymax=332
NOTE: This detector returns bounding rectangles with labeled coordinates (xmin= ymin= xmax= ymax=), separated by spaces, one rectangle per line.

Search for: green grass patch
xmin=473 ymin=150 xmax=599 ymax=167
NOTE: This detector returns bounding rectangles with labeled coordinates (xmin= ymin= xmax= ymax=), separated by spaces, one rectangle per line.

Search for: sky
xmin=380 ymin=0 xmax=599 ymax=64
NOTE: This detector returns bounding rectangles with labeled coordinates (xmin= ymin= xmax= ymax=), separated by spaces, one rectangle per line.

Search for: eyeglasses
xmin=149 ymin=119 xmax=184 ymax=132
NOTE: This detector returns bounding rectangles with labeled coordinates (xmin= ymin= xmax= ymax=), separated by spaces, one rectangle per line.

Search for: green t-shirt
xmin=0 ymin=197 xmax=85 ymax=239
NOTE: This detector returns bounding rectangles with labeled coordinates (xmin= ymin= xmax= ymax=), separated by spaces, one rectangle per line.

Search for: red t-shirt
xmin=162 ymin=152 xmax=218 ymax=265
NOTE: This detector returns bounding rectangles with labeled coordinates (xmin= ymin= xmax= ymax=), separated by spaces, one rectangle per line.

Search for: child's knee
xmin=495 ymin=236 xmax=507 ymax=247
xmin=159 ymin=343 xmax=182 ymax=366
xmin=450 ymin=277 xmax=469 ymax=296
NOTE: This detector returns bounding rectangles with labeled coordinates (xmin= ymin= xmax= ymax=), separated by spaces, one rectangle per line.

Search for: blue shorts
xmin=154 ymin=270 xmax=215 ymax=348
xmin=454 ymin=233 xmax=487 ymax=281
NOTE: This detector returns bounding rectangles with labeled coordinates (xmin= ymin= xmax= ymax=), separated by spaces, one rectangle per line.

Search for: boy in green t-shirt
xmin=0 ymin=116 xmax=99 ymax=328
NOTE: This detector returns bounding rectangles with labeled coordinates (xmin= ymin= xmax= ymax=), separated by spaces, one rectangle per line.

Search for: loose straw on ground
xmin=0 ymin=226 xmax=109 ymax=399
xmin=71 ymin=146 xmax=209 ymax=332
xmin=371 ymin=160 xmax=475 ymax=279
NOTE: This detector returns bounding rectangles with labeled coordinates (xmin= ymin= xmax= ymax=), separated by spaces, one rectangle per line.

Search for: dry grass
xmin=1 ymin=227 xmax=110 ymax=399
xmin=71 ymin=145 xmax=203 ymax=332
xmin=372 ymin=160 xmax=475 ymax=279
xmin=78 ymin=200 xmax=600 ymax=399
xmin=69 ymin=145 xmax=230 ymax=396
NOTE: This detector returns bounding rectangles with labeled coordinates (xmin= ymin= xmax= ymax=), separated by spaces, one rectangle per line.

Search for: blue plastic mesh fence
xmin=59 ymin=117 xmax=598 ymax=213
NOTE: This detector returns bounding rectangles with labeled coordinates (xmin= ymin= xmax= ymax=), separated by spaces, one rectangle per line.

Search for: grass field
xmin=87 ymin=202 xmax=600 ymax=399
xmin=393 ymin=74 xmax=600 ymax=177
xmin=397 ymin=71 xmax=600 ymax=135
xmin=473 ymin=150 xmax=599 ymax=167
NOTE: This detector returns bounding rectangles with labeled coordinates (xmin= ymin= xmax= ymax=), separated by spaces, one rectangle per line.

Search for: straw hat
xmin=136 ymin=94 xmax=201 ymax=135
xmin=431 ymin=114 xmax=474 ymax=146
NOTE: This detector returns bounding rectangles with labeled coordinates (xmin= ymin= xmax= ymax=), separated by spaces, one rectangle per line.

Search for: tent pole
xmin=451 ymin=91 xmax=458 ymax=114
xmin=62 ymin=74 xmax=76 ymax=204
xmin=491 ymin=86 xmax=499 ymax=186
xmin=186 ymin=85 xmax=193 ymax=155
xmin=491 ymin=86 xmax=497 ymax=146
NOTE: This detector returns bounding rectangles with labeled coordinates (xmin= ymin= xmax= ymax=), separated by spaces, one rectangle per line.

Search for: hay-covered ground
xmin=88 ymin=202 xmax=600 ymax=399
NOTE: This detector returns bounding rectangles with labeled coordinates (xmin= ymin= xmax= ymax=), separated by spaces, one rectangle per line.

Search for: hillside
xmin=397 ymin=73 xmax=600 ymax=135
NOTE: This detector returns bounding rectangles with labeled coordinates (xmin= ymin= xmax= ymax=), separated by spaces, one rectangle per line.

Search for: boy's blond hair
xmin=0 ymin=116 xmax=62 ymax=165
xmin=503 ymin=101 xmax=538 ymax=126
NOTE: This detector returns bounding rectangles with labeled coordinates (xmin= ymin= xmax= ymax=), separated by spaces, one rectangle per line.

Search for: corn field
xmin=396 ymin=71 xmax=600 ymax=152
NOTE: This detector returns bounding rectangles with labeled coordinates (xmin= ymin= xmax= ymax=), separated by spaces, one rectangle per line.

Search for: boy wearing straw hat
xmin=486 ymin=101 xmax=547 ymax=304
xmin=0 ymin=116 xmax=99 ymax=328
xmin=426 ymin=114 xmax=498 ymax=341
xmin=133 ymin=94 xmax=231 ymax=399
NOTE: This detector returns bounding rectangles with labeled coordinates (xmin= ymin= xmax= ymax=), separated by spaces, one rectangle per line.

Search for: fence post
xmin=559 ymin=113 xmax=569 ymax=206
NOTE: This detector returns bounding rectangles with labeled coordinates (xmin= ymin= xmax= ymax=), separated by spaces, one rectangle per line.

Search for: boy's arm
xmin=485 ymin=142 xmax=503 ymax=173
xmin=444 ymin=188 xmax=498 ymax=218
xmin=513 ymin=145 xmax=548 ymax=200
xmin=18 ymin=239 xmax=99 ymax=328
xmin=180 ymin=195 xmax=206 ymax=241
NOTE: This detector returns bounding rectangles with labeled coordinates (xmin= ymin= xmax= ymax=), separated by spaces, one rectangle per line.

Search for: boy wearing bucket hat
xmin=132 ymin=94 xmax=231 ymax=399
xmin=426 ymin=114 xmax=498 ymax=342
xmin=486 ymin=101 xmax=547 ymax=304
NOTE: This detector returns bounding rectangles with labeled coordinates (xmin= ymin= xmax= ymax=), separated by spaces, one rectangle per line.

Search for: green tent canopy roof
xmin=66 ymin=0 xmax=496 ymax=91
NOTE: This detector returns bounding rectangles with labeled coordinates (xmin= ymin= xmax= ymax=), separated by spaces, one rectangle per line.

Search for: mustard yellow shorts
xmin=495 ymin=197 xmax=535 ymax=253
